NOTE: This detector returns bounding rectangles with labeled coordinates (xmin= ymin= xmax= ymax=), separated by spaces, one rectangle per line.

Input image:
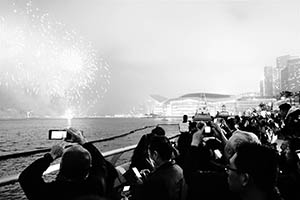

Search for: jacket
xmin=132 ymin=160 xmax=187 ymax=200
xmin=19 ymin=143 xmax=118 ymax=200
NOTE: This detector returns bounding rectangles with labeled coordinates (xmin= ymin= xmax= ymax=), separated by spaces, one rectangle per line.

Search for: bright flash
xmin=63 ymin=109 xmax=74 ymax=120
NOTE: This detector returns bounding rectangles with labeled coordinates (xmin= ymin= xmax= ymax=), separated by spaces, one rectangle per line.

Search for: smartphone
xmin=214 ymin=149 xmax=222 ymax=159
xmin=296 ymin=150 xmax=300 ymax=159
xmin=204 ymin=126 xmax=211 ymax=133
xmin=48 ymin=130 xmax=68 ymax=140
xmin=123 ymin=167 xmax=142 ymax=185
xmin=132 ymin=167 xmax=142 ymax=179
xmin=123 ymin=185 xmax=130 ymax=192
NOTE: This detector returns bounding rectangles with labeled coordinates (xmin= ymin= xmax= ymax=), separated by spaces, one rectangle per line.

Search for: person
xmin=131 ymin=135 xmax=187 ymax=200
xmin=226 ymin=142 xmax=283 ymax=200
xmin=183 ymin=123 xmax=260 ymax=200
xmin=278 ymin=103 xmax=300 ymax=138
xmin=279 ymin=103 xmax=292 ymax=120
xmin=130 ymin=126 xmax=165 ymax=171
xmin=277 ymin=137 xmax=300 ymax=200
xmin=176 ymin=115 xmax=192 ymax=168
xmin=224 ymin=130 xmax=261 ymax=160
xmin=19 ymin=127 xmax=119 ymax=200
xmin=178 ymin=115 xmax=189 ymax=133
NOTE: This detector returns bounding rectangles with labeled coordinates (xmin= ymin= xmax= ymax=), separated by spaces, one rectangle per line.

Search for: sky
xmin=1 ymin=0 xmax=300 ymax=116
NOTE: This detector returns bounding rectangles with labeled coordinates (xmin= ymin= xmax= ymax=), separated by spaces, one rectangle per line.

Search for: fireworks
xmin=0 ymin=0 xmax=110 ymax=117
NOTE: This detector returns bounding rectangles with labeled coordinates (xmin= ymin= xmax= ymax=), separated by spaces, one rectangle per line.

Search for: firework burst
xmin=0 ymin=0 xmax=110 ymax=117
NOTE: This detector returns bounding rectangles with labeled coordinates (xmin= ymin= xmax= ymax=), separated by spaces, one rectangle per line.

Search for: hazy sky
xmin=1 ymin=0 xmax=300 ymax=115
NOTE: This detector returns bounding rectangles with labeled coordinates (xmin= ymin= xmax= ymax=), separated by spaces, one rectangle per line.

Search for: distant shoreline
xmin=0 ymin=116 xmax=183 ymax=120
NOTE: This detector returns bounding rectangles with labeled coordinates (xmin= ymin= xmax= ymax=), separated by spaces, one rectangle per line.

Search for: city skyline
xmin=1 ymin=0 xmax=300 ymax=116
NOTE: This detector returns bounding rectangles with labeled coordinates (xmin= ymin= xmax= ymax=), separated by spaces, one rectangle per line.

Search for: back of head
xmin=151 ymin=126 xmax=165 ymax=136
xmin=285 ymin=108 xmax=300 ymax=137
xmin=279 ymin=103 xmax=291 ymax=119
xmin=59 ymin=145 xmax=92 ymax=181
xmin=183 ymin=115 xmax=188 ymax=122
xmin=149 ymin=135 xmax=173 ymax=161
xmin=224 ymin=130 xmax=260 ymax=160
xmin=234 ymin=143 xmax=279 ymax=191
xmin=279 ymin=103 xmax=291 ymax=112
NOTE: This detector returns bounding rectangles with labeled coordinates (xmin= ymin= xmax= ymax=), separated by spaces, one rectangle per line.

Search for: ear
xmin=240 ymin=172 xmax=250 ymax=187
xmin=152 ymin=150 xmax=159 ymax=159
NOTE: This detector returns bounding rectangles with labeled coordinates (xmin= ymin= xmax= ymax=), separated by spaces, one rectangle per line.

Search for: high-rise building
xmin=273 ymin=67 xmax=281 ymax=96
xmin=281 ymin=57 xmax=300 ymax=92
xmin=276 ymin=55 xmax=291 ymax=93
xmin=260 ymin=80 xmax=264 ymax=96
xmin=264 ymin=66 xmax=274 ymax=96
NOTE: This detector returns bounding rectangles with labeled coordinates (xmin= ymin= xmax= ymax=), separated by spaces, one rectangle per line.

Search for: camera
xmin=48 ymin=129 xmax=70 ymax=140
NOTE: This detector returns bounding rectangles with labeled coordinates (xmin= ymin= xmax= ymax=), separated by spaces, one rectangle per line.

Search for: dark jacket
xmin=278 ymin=172 xmax=300 ymax=200
xmin=19 ymin=143 xmax=118 ymax=200
xmin=183 ymin=145 xmax=239 ymax=200
xmin=132 ymin=160 xmax=187 ymax=200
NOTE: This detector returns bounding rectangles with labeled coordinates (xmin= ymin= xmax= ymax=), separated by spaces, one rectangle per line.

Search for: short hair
xmin=59 ymin=145 xmax=91 ymax=180
xmin=151 ymin=126 xmax=165 ymax=136
xmin=224 ymin=130 xmax=260 ymax=159
xmin=149 ymin=135 xmax=173 ymax=161
xmin=279 ymin=103 xmax=291 ymax=111
xmin=234 ymin=143 xmax=279 ymax=191
xmin=183 ymin=115 xmax=188 ymax=121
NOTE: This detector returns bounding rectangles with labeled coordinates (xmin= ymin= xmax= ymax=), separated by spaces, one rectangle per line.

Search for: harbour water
xmin=0 ymin=117 xmax=180 ymax=200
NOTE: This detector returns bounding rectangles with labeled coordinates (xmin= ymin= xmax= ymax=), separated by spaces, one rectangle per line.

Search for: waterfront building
xmin=149 ymin=92 xmax=276 ymax=117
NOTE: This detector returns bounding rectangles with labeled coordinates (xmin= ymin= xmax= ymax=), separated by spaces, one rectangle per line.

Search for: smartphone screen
xmin=296 ymin=150 xmax=300 ymax=159
xmin=49 ymin=130 xmax=67 ymax=140
xmin=204 ymin=126 xmax=211 ymax=133
xmin=123 ymin=185 xmax=130 ymax=192
xmin=132 ymin=167 xmax=142 ymax=178
xmin=214 ymin=149 xmax=222 ymax=159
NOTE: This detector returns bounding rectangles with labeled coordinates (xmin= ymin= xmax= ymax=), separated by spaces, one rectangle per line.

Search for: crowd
xmin=19 ymin=103 xmax=300 ymax=200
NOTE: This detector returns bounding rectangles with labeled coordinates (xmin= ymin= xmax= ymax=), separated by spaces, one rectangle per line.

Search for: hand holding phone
xmin=65 ymin=127 xmax=87 ymax=144
xmin=123 ymin=167 xmax=143 ymax=185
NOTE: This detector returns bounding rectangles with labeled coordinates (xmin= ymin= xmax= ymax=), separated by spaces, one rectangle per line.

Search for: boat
xmin=193 ymin=105 xmax=212 ymax=122
xmin=216 ymin=105 xmax=230 ymax=118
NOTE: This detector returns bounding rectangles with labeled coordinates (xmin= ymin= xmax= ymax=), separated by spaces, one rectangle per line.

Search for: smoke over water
xmin=0 ymin=1 xmax=110 ymax=118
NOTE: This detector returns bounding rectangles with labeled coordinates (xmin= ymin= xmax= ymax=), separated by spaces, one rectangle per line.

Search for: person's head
xmin=280 ymin=137 xmax=300 ymax=173
xmin=58 ymin=145 xmax=92 ymax=181
xmin=279 ymin=103 xmax=291 ymax=119
xmin=284 ymin=108 xmax=300 ymax=137
xmin=224 ymin=130 xmax=260 ymax=160
xmin=149 ymin=135 xmax=173 ymax=167
xmin=183 ymin=115 xmax=188 ymax=122
xmin=227 ymin=143 xmax=279 ymax=195
xmin=151 ymin=126 xmax=165 ymax=136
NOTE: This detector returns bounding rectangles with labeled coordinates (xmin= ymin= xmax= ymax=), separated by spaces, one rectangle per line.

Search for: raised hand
xmin=49 ymin=144 xmax=64 ymax=160
xmin=65 ymin=127 xmax=88 ymax=145
xmin=191 ymin=126 xmax=205 ymax=147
